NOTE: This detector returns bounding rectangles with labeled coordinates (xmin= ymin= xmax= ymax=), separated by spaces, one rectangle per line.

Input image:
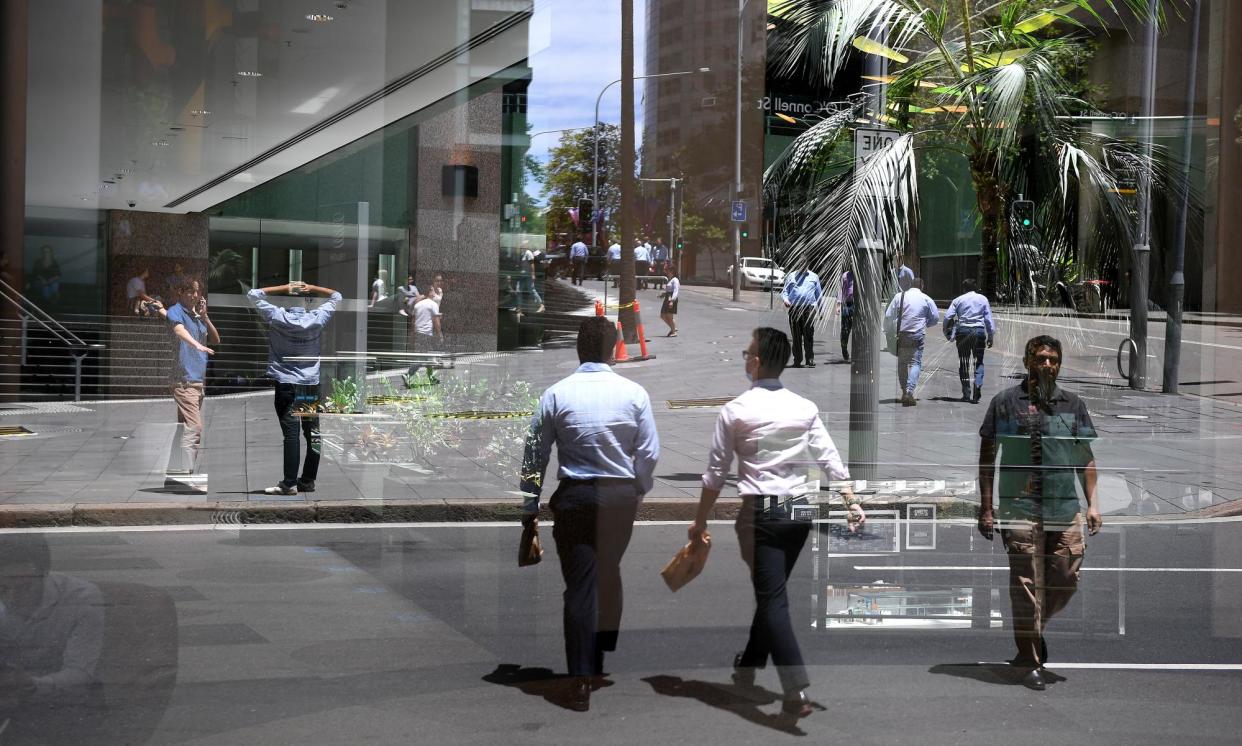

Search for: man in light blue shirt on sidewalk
xmin=944 ymin=278 xmax=996 ymax=403
xmin=884 ymin=276 xmax=940 ymax=406
xmin=520 ymin=316 xmax=659 ymax=711
xmin=781 ymin=266 xmax=823 ymax=367
xmin=247 ymin=281 xmax=342 ymax=495
xmin=569 ymin=235 xmax=589 ymax=286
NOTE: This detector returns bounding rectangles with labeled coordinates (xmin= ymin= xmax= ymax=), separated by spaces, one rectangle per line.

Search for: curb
xmin=0 ymin=495 xmax=982 ymax=529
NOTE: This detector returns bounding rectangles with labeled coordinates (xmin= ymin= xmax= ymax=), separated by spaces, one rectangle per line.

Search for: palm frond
xmin=769 ymin=0 xmax=926 ymax=88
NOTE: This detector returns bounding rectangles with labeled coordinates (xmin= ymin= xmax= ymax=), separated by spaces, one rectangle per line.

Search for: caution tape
xmin=605 ymin=301 xmax=638 ymax=310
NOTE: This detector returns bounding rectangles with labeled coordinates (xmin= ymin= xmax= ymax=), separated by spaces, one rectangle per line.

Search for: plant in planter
xmin=324 ymin=376 xmax=362 ymax=414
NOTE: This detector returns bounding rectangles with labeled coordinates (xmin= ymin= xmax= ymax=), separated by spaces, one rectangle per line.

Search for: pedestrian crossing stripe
xmin=423 ymin=410 xmax=534 ymax=420
xmin=0 ymin=426 xmax=33 ymax=437
xmin=667 ymin=397 xmax=735 ymax=409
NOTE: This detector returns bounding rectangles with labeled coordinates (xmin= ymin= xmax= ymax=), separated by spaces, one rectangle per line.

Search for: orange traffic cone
xmin=634 ymin=300 xmax=650 ymax=359
xmin=613 ymin=321 xmax=630 ymax=362
xmin=595 ymin=299 xmax=604 ymax=316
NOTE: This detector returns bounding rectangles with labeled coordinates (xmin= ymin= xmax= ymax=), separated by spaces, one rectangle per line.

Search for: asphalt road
xmin=6 ymin=517 xmax=1242 ymax=745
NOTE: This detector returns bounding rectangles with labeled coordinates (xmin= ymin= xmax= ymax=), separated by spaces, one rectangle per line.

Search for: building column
xmin=0 ymin=0 xmax=28 ymax=402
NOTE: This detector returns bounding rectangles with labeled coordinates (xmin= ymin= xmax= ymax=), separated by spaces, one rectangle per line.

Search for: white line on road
xmin=1000 ymin=315 xmax=1242 ymax=353
xmin=1034 ymin=663 xmax=1242 ymax=671
xmin=851 ymin=565 xmax=1242 ymax=573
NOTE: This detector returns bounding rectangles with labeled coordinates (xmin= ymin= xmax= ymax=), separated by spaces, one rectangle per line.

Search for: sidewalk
xmin=4 ymin=278 xmax=1242 ymax=526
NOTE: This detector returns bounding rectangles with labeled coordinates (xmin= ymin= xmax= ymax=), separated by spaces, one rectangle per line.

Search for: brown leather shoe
xmin=568 ymin=677 xmax=591 ymax=712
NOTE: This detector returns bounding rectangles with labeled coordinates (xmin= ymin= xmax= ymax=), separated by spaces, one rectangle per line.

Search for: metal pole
xmin=849 ymin=239 xmax=885 ymax=481
xmin=1163 ymin=0 xmax=1201 ymax=394
xmin=72 ymin=352 xmax=85 ymax=402
xmin=1130 ymin=2 xmax=1159 ymax=390
xmin=732 ymin=0 xmax=746 ymax=302
xmin=668 ymin=179 xmax=676 ymax=269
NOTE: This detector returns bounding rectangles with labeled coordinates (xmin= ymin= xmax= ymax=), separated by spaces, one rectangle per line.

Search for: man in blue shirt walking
xmin=569 ymin=235 xmax=589 ymax=286
xmin=247 ymin=281 xmax=342 ymax=495
xmin=162 ymin=278 xmax=219 ymax=476
xmin=781 ymin=266 xmax=823 ymax=367
xmin=520 ymin=316 xmax=660 ymax=711
xmin=944 ymin=278 xmax=996 ymax=402
xmin=884 ymin=276 xmax=940 ymax=406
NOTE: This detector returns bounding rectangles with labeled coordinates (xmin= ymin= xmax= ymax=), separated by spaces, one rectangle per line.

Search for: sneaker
xmin=263 ymin=484 xmax=298 ymax=496
xmin=901 ymin=392 xmax=917 ymax=407
xmin=296 ymin=479 xmax=316 ymax=493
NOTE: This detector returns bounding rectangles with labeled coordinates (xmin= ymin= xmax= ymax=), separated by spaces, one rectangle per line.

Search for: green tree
xmin=766 ymin=0 xmax=1186 ymax=299
xmin=542 ymin=124 xmax=621 ymax=245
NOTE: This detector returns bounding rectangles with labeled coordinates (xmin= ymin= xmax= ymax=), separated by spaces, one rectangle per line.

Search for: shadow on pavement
xmin=641 ymin=674 xmax=811 ymax=736
xmin=482 ymin=664 xmax=613 ymax=712
xmin=928 ymin=663 xmax=1068 ymax=687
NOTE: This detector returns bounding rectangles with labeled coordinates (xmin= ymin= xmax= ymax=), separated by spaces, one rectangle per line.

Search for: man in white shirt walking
xmin=634 ymin=238 xmax=650 ymax=290
xmin=944 ymin=278 xmax=996 ymax=402
xmin=408 ymin=296 xmax=443 ymax=381
xmin=884 ymin=276 xmax=941 ymax=406
xmin=690 ymin=327 xmax=865 ymax=722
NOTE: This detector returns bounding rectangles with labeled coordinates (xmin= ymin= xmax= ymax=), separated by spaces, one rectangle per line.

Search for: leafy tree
xmin=542 ymin=124 xmax=621 ymax=245
xmin=766 ymin=0 xmax=1187 ymax=300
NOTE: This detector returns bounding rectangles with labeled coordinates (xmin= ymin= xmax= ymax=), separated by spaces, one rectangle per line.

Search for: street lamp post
xmin=639 ymin=176 xmax=680 ymax=271
xmin=732 ymin=0 xmax=748 ymax=302
xmin=592 ymin=68 xmax=708 ymax=248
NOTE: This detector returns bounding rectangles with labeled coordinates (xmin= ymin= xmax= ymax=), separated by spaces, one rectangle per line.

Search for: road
xmin=6 ymin=518 xmax=1242 ymax=745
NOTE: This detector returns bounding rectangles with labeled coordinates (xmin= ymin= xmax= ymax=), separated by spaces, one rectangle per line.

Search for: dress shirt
xmin=839 ymin=271 xmax=855 ymax=303
xmin=702 ymin=379 xmax=848 ymax=495
xmin=247 ymin=289 xmax=342 ymax=385
xmin=653 ymin=244 xmax=669 ymax=262
xmin=944 ymin=290 xmax=995 ymax=337
xmin=665 ymin=276 xmax=680 ymax=301
xmin=884 ymin=288 xmax=940 ymax=333
xmin=634 ymin=244 xmax=650 ymax=263
xmin=570 ymin=241 xmax=589 ymax=259
xmin=608 ymin=243 xmax=621 ymax=261
xmin=520 ymin=362 xmax=660 ymax=512
xmin=165 ymin=302 xmax=208 ymax=382
xmin=781 ymin=270 xmax=823 ymax=307
xmin=0 ymin=572 xmax=103 ymax=700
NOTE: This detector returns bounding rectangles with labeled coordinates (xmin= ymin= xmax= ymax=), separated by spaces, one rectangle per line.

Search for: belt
xmin=561 ymin=477 xmax=633 ymax=485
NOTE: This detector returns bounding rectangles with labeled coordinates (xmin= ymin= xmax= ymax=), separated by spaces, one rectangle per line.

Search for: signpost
xmin=854 ymin=127 xmax=899 ymax=196
xmin=731 ymin=200 xmax=747 ymax=222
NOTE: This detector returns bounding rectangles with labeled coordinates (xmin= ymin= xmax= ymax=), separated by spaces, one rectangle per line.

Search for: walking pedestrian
xmin=978 ymin=335 xmax=1100 ymax=691
xmin=652 ymin=237 xmax=669 ymax=276
xmin=634 ymin=238 xmax=650 ymax=290
xmin=944 ymin=278 xmax=995 ymax=402
xmin=407 ymin=295 xmax=443 ymax=382
xmin=607 ymin=241 xmax=621 ymax=286
xmin=369 ymin=269 xmax=389 ymax=309
xmin=396 ymin=274 xmax=420 ymax=316
xmin=781 ymin=266 xmax=822 ymax=368
xmin=660 ymin=266 xmax=680 ymax=337
xmin=519 ymin=317 xmax=660 ymax=712
xmin=246 ymin=281 xmax=341 ymax=496
xmin=895 ymin=253 xmax=915 ymax=288
xmin=884 ymin=276 xmax=939 ymax=406
xmin=689 ymin=327 xmax=864 ymax=721
xmin=837 ymin=268 xmax=855 ymax=362
xmin=162 ymin=278 xmax=218 ymax=475
xmin=570 ymin=235 xmax=589 ymax=286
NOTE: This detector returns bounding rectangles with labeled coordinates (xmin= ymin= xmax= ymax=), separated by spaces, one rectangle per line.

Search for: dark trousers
xmin=955 ymin=328 xmax=987 ymax=397
xmin=636 ymin=261 xmax=650 ymax=288
xmin=274 ymin=383 xmax=321 ymax=487
xmin=839 ymin=301 xmax=854 ymax=357
xmin=572 ymin=258 xmax=586 ymax=285
xmin=550 ymin=479 xmax=640 ymax=677
xmin=735 ymin=504 xmax=812 ymax=694
xmin=788 ymin=305 xmax=815 ymax=365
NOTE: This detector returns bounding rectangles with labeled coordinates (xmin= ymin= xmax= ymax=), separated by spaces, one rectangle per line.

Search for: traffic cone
xmin=613 ymin=321 xmax=630 ymax=362
xmin=595 ymin=299 xmax=605 ymax=316
xmin=634 ymin=301 xmax=650 ymax=359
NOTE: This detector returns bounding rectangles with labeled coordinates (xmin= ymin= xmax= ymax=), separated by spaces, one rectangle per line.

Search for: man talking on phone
xmin=162 ymin=277 xmax=218 ymax=476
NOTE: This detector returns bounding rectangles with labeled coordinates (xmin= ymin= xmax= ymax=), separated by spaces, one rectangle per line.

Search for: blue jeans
xmin=955 ymin=328 xmax=987 ymax=397
xmin=897 ymin=330 xmax=925 ymax=395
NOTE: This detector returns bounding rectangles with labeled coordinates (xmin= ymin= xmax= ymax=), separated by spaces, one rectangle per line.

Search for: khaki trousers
xmin=170 ymin=382 xmax=204 ymax=472
xmin=1000 ymin=514 xmax=1085 ymax=666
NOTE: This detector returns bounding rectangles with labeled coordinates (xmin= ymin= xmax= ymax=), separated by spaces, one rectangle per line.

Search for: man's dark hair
xmin=754 ymin=327 xmax=791 ymax=373
xmin=962 ymin=278 xmax=977 ymax=293
xmin=1024 ymin=335 xmax=1063 ymax=361
xmin=577 ymin=316 xmax=618 ymax=364
xmin=0 ymin=533 xmax=50 ymax=575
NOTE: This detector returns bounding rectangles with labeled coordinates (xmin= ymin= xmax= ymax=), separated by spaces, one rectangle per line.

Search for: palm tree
xmin=765 ymin=0 xmax=1186 ymax=302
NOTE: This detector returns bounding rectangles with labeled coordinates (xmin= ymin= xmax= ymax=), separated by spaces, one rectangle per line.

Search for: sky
xmin=522 ymin=0 xmax=648 ymax=204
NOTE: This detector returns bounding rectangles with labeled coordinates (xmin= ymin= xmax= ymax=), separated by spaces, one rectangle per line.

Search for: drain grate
xmin=0 ymin=425 xmax=33 ymax=437
xmin=667 ymin=397 xmax=734 ymax=410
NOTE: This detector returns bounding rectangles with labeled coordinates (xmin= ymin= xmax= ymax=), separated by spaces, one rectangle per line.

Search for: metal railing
xmin=0 ymin=278 xmax=105 ymax=401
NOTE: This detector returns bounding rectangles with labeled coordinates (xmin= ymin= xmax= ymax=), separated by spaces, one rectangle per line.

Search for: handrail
xmin=0 ymin=278 xmax=90 ymax=348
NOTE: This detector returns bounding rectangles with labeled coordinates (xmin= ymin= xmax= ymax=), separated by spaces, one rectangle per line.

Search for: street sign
xmin=854 ymin=127 xmax=900 ymax=163
xmin=731 ymin=200 xmax=747 ymax=222
xmin=905 ymin=504 xmax=937 ymax=550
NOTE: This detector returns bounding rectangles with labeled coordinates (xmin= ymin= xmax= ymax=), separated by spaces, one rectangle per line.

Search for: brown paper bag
xmin=660 ymin=533 xmax=711 ymax=592
xmin=518 ymin=524 xmax=543 ymax=567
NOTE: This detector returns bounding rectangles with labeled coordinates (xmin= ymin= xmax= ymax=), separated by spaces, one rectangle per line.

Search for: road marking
xmin=1037 ymin=663 xmax=1242 ymax=671
xmin=1001 ymin=315 xmax=1242 ymax=352
xmin=851 ymin=565 xmax=1242 ymax=573
xmin=1088 ymin=344 xmax=1155 ymax=358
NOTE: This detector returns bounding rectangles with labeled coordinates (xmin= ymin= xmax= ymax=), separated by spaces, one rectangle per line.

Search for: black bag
xmin=886 ymin=290 xmax=907 ymax=356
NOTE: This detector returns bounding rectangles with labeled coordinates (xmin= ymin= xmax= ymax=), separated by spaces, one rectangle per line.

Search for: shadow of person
xmin=928 ymin=663 xmax=1067 ymax=687
xmin=482 ymin=664 xmax=614 ymax=712
xmin=641 ymin=675 xmax=814 ymax=736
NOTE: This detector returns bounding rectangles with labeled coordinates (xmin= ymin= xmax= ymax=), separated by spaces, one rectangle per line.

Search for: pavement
xmin=3 ymin=520 xmax=1240 ymax=744
xmin=5 ymin=278 xmax=1242 ymax=526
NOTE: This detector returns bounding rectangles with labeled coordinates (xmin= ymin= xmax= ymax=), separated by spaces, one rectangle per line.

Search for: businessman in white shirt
xmin=690 ymin=327 xmax=865 ymax=721
xmin=884 ymin=276 xmax=941 ymax=406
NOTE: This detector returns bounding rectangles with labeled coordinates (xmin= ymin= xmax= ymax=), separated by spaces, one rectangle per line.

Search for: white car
xmin=727 ymin=257 xmax=786 ymax=290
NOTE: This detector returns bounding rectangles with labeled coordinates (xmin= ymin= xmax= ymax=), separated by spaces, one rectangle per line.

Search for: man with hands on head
xmin=978 ymin=335 xmax=1100 ymax=691
xmin=690 ymin=327 xmax=864 ymax=722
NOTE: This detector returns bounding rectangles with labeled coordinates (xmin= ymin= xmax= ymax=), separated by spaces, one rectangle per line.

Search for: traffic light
xmin=740 ymin=225 xmax=749 ymax=239
xmin=1012 ymin=199 xmax=1035 ymax=230
xmin=578 ymin=198 xmax=593 ymax=227
xmin=676 ymin=237 xmax=684 ymax=250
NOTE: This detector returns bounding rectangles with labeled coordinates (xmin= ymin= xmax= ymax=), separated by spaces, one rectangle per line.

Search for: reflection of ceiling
xmin=26 ymin=1 xmax=531 ymax=214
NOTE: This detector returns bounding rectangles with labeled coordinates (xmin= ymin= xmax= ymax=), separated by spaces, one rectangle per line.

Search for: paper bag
xmin=660 ymin=533 xmax=711 ymax=592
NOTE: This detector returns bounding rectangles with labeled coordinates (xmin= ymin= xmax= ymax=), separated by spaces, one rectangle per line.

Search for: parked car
xmin=726 ymin=257 xmax=786 ymax=290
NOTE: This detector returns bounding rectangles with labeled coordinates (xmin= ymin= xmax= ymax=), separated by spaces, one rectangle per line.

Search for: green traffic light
xmin=1022 ymin=218 xmax=1031 ymax=226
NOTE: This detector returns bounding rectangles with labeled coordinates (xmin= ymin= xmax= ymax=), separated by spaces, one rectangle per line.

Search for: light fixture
xmin=236 ymin=70 xmax=262 ymax=77
xmin=305 ymin=13 xmax=334 ymax=22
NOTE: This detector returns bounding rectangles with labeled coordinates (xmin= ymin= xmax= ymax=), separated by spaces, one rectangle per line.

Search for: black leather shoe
xmin=568 ymin=677 xmax=591 ymax=712
xmin=972 ymin=386 xmax=982 ymax=403
xmin=1020 ymin=668 xmax=1046 ymax=691
xmin=731 ymin=653 xmax=755 ymax=688
xmin=296 ymin=479 xmax=316 ymax=493
xmin=781 ymin=690 xmax=813 ymax=718
xmin=806 ymin=361 xmax=816 ymax=368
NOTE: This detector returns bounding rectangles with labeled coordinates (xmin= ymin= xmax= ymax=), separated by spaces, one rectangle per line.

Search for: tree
xmin=766 ymin=0 xmax=1186 ymax=300
xmin=542 ymin=125 xmax=620 ymax=244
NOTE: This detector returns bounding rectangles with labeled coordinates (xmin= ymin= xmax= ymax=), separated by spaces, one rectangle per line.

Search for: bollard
xmin=634 ymin=300 xmax=649 ymax=359
xmin=614 ymin=321 xmax=630 ymax=362
xmin=595 ymin=299 xmax=604 ymax=317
